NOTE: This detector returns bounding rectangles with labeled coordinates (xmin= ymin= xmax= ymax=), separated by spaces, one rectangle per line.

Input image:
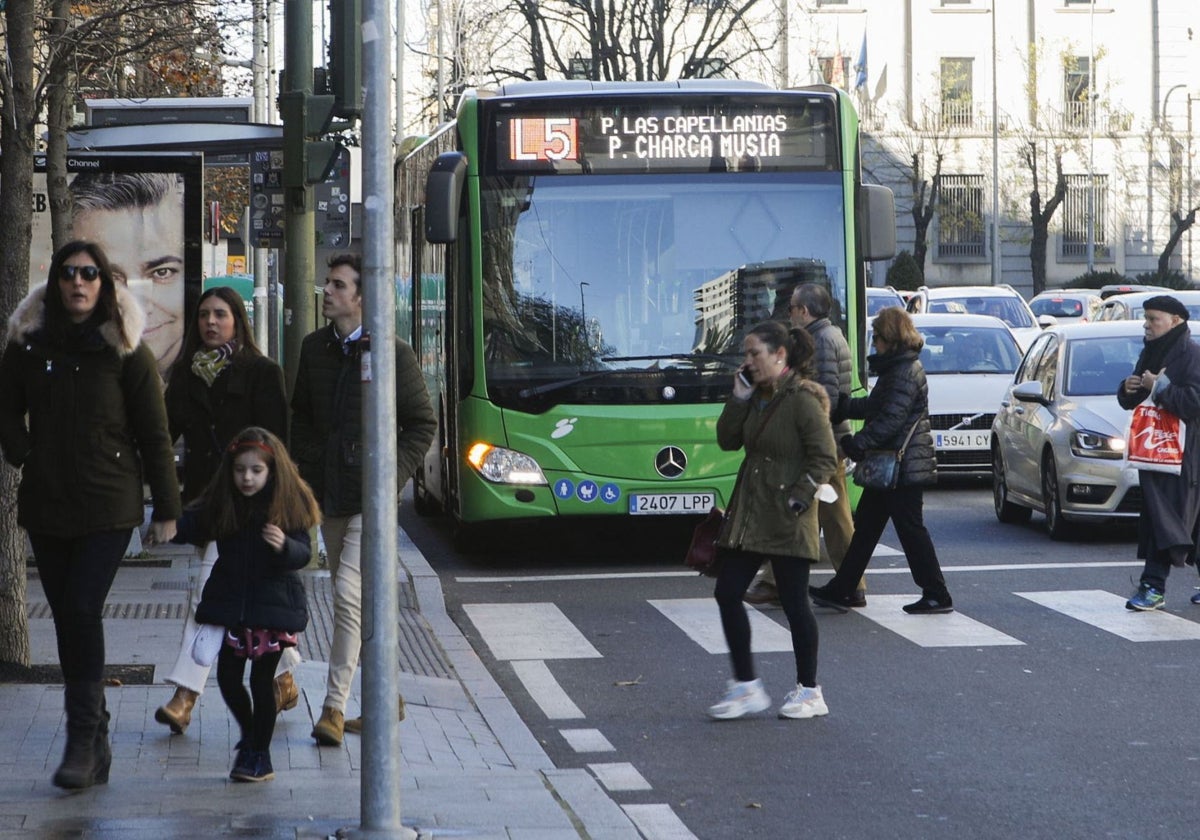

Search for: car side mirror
xmin=1037 ymin=315 xmax=1058 ymax=329
xmin=1012 ymin=380 xmax=1047 ymax=404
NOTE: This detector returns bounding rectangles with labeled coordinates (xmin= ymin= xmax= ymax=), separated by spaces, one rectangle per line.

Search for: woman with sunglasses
xmin=153 ymin=286 xmax=296 ymax=736
xmin=0 ymin=241 xmax=181 ymax=789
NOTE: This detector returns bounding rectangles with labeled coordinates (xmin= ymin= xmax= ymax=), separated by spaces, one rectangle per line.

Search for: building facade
xmin=786 ymin=0 xmax=1198 ymax=294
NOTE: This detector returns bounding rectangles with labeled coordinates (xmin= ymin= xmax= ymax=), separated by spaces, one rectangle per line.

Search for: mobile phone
xmin=736 ymin=369 xmax=751 ymax=388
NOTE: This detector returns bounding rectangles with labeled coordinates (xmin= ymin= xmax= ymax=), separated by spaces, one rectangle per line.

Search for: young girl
xmin=174 ymin=427 xmax=320 ymax=782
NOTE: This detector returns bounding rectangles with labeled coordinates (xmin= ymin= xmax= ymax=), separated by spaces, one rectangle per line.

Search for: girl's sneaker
xmin=230 ymin=749 xmax=275 ymax=782
xmin=707 ymin=678 xmax=770 ymax=720
xmin=778 ymin=684 xmax=829 ymax=719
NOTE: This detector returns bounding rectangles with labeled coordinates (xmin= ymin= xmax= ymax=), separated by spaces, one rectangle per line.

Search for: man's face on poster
xmin=73 ymin=187 xmax=186 ymax=380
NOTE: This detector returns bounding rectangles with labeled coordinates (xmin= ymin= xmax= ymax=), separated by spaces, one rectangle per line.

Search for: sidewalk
xmin=0 ymin=529 xmax=642 ymax=839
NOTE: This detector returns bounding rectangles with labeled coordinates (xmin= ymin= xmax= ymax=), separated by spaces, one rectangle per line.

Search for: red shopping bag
xmin=1126 ymin=398 xmax=1185 ymax=474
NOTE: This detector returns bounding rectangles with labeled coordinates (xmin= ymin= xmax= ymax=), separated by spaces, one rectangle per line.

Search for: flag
xmin=854 ymin=31 xmax=868 ymax=90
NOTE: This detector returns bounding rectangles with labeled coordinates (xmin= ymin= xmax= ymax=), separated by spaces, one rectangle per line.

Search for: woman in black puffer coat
xmin=809 ymin=306 xmax=953 ymax=614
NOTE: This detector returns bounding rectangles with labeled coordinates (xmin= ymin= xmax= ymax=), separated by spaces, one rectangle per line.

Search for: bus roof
xmin=481 ymin=79 xmax=775 ymax=100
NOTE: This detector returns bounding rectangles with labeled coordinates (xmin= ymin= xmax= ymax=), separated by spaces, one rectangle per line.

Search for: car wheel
xmin=1041 ymin=454 xmax=1075 ymax=540
xmin=993 ymin=445 xmax=1032 ymax=524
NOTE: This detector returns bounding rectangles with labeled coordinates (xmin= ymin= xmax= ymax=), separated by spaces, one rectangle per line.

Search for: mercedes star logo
xmin=655 ymin=446 xmax=687 ymax=478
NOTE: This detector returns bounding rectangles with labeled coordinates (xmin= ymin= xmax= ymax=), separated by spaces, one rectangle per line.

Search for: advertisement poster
xmin=31 ymin=152 xmax=204 ymax=381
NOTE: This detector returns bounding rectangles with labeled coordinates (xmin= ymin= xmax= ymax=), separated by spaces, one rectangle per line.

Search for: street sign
xmin=315 ymin=146 xmax=352 ymax=248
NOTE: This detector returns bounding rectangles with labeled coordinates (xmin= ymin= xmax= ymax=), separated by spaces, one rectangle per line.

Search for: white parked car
xmin=906 ymin=284 xmax=1049 ymax=351
xmin=869 ymin=314 xmax=1024 ymax=474
xmin=1094 ymin=290 xmax=1200 ymax=322
xmin=990 ymin=321 xmax=1149 ymax=540
xmin=1029 ymin=289 xmax=1103 ymax=324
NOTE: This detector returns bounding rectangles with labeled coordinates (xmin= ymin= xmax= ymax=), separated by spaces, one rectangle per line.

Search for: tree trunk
xmin=46 ymin=0 xmax=74 ymax=250
xmin=0 ymin=0 xmax=37 ymax=667
xmin=1158 ymin=208 xmax=1197 ymax=278
xmin=1030 ymin=226 xmax=1049 ymax=295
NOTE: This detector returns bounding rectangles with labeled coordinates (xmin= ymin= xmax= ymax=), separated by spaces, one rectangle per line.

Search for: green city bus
xmin=395 ymin=80 xmax=894 ymax=531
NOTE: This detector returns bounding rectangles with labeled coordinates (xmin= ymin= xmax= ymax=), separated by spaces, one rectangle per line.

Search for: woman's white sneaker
xmin=778 ymin=684 xmax=828 ymax=719
xmin=707 ymin=678 xmax=770 ymax=720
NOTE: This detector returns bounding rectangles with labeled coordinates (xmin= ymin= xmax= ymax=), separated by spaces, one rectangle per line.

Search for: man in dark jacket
xmin=291 ymin=254 xmax=437 ymax=745
xmin=1117 ymin=295 xmax=1200 ymax=610
xmin=745 ymin=283 xmax=864 ymax=607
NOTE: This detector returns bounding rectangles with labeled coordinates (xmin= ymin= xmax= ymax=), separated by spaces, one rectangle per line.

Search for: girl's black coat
xmin=176 ymin=510 xmax=309 ymax=633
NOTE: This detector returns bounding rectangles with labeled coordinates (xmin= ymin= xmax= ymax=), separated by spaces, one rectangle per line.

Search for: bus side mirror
xmin=425 ymin=152 xmax=468 ymax=243
xmin=859 ymin=184 xmax=896 ymax=261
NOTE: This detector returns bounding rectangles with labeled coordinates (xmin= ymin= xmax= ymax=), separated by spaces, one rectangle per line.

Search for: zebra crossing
xmin=458 ymin=580 xmax=1200 ymax=840
xmin=465 ymin=587 xmax=1200 ymax=666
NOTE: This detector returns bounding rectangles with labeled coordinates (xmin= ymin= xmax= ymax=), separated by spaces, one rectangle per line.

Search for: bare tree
xmin=1019 ymin=138 xmax=1068 ymax=296
xmin=494 ymin=0 xmax=772 ymax=83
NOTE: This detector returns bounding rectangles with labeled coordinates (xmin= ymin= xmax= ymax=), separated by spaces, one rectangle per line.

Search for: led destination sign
xmin=491 ymin=98 xmax=836 ymax=174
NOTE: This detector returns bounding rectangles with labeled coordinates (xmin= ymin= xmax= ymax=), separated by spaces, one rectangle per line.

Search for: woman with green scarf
xmin=155 ymin=286 xmax=295 ymax=735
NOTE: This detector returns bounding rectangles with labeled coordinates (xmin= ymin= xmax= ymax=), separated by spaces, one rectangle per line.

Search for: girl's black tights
xmin=216 ymin=644 xmax=282 ymax=751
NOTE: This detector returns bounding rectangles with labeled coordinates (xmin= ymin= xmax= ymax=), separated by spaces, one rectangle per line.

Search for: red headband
xmin=228 ymin=440 xmax=273 ymax=456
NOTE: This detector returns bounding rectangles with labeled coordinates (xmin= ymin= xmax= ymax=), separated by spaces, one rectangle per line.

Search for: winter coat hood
xmin=6 ymin=282 xmax=147 ymax=356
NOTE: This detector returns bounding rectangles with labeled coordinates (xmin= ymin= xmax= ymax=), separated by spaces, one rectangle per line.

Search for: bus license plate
xmin=629 ymin=492 xmax=716 ymax=515
xmin=935 ymin=431 xmax=989 ymax=450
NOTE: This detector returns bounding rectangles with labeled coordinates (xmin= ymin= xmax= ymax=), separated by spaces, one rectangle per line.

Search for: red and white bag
xmin=1126 ymin=398 xmax=1185 ymax=474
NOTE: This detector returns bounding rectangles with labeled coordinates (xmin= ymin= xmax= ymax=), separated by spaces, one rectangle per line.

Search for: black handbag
xmin=852 ymin=422 xmax=919 ymax=491
xmin=684 ymin=507 xmax=725 ymax=577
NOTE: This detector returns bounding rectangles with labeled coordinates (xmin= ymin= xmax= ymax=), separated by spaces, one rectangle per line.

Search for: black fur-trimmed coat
xmin=0 ymin=284 xmax=180 ymax=537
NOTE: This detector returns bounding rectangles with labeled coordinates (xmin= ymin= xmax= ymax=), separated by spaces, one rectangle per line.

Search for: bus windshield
xmin=480 ymin=171 xmax=847 ymax=410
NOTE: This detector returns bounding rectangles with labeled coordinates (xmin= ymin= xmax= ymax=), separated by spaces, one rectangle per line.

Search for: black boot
xmin=53 ymin=680 xmax=105 ymax=790
xmin=93 ymin=688 xmax=111 ymax=785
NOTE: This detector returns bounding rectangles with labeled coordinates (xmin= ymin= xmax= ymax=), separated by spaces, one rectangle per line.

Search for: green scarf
xmin=191 ymin=341 xmax=237 ymax=387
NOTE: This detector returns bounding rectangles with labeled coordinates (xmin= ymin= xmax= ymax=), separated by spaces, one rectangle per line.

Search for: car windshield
xmin=916 ymin=326 xmax=1023 ymax=375
xmin=1032 ymin=297 xmax=1084 ymax=318
xmin=928 ymin=295 xmax=1034 ymax=329
xmin=1064 ymin=336 xmax=1142 ymax=396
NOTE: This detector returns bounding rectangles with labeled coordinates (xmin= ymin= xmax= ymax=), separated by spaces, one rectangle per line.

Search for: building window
xmin=1063 ymin=56 xmax=1092 ymax=129
xmin=937 ymin=175 xmax=986 ymax=258
xmin=941 ymin=0 xmax=972 ymax=5
xmin=819 ymin=55 xmax=851 ymax=88
xmin=1062 ymin=174 xmax=1109 ymax=259
xmin=817 ymin=0 xmax=849 ymax=5
xmin=940 ymin=58 xmax=974 ymax=128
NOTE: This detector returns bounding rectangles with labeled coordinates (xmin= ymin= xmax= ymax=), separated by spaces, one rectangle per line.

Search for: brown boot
xmin=273 ymin=672 xmax=299 ymax=713
xmin=344 ymin=696 xmax=406 ymax=735
xmin=154 ymin=687 xmax=199 ymax=735
xmin=311 ymin=706 xmax=344 ymax=746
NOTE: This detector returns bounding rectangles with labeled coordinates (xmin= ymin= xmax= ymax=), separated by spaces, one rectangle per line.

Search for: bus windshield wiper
xmin=517 ymin=369 xmax=634 ymax=398
xmin=601 ymin=353 xmax=740 ymax=369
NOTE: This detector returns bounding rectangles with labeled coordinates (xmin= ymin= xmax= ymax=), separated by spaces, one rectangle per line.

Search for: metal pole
xmin=395 ymin=0 xmax=405 ymax=142
xmin=346 ymin=0 xmax=409 ymax=836
xmin=436 ymin=0 xmax=444 ymax=121
xmin=990 ymin=0 xmax=1000 ymax=285
xmin=282 ymin=0 xmax=317 ymax=395
xmin=777 ymin=0 xmax=788 ymax=88
xmin=252 ymin=0 xmax=269 ymax=353
xmin=1085 ymin=2 xmax=1095 ymax=274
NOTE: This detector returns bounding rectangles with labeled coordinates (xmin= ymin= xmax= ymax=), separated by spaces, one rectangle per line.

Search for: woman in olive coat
xmin=0 ymin=241 xmax=180 ymax=789
xmin=708 ymin=321 xmax=838 ymax=721
xmin=154 ymin=286 xmax=296 ymax=735
xmin=810 ymin=306 xmax=952 ymax=615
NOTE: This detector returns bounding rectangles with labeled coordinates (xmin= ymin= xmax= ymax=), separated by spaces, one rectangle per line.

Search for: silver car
xmin=990 ymin=321 xmax=1147 ymax=540
xmin=1094 ymin=290 xmax=1200 ymax=322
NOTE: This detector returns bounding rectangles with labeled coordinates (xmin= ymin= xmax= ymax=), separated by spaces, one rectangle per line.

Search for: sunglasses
xmin=60 ymin=264 xmax=101 ymax=282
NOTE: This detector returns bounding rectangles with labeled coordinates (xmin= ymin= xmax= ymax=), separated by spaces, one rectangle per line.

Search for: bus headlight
xmin=466 ymin=443 xmax=548 ymax=485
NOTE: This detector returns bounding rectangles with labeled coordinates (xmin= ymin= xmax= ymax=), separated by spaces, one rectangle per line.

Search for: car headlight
xmin=1070 ymin=430 xmax=1126 ymax=459
xmin=466 ymin=443 xmax=548 ymax=485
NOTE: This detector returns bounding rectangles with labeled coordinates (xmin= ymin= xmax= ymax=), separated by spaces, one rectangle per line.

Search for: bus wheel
xmin=412 ymin=476 xmax=441 ymax=517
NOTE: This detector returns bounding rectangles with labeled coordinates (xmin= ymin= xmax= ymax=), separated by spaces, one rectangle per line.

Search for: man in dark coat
xmin=291 ymin=253 xmax=436 ymax=745
xmin=1117 ymin=295 xmax=1200 ymax=610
